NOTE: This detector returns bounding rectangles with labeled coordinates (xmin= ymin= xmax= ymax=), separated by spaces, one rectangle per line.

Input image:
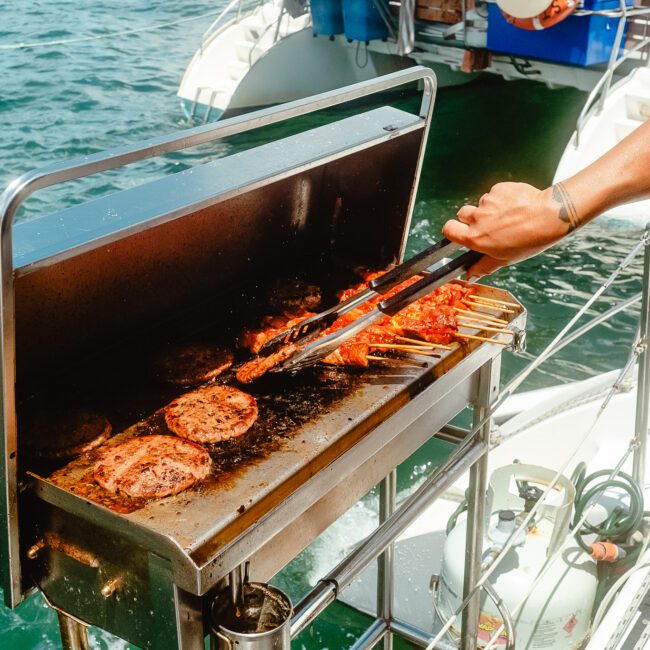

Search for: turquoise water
xmin=1 ymin=2 xmax=646 ymax=648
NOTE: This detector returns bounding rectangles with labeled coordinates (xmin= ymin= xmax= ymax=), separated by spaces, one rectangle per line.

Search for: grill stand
xmin=288 ymin=356 xmax=500 ymax=650
xmin=57 ymin=612 xmax=90 ymax=650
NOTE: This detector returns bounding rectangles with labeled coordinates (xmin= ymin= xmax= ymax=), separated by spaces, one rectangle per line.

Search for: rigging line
xmin=425 ymin=349 xmax=641 ymax=650
xmin=465 ymin=229 xmax=649 ymax=450
xmin=0 ymin=9 xmax=222 ymax=50
xmin=500 ymin=230 xmax=649 ymax=405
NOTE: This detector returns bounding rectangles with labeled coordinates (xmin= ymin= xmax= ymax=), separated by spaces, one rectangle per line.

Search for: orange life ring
xmin=501 ymin=0 xmax=577 ymax=30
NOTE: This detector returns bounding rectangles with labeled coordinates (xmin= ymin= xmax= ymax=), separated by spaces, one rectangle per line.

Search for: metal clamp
xmin=509 ymin=327 xmax=527 ymax=354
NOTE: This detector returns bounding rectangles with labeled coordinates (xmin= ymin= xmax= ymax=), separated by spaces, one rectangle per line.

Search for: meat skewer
xmin=238 ymin=261 xmax=517 ymax=379
xmin=394 ymin=335 xmax=453 ymax=349
xmin=466 ymin=299 xmax=515 ymax=314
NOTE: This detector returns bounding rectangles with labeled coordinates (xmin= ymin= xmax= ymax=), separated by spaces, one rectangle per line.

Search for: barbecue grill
xmin=0 ymin=68 xmax=526 ymax=649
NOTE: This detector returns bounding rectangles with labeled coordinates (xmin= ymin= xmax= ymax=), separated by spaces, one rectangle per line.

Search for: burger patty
xmin=157 ymin=343 xmax=234 ymax=386
xmin=93 ymin=434 xmax=211 ymax=498
xmin=164 ymin=385 xmax=258 ymax=443
xmin=23 ymin=408 xmax=112 ymax=459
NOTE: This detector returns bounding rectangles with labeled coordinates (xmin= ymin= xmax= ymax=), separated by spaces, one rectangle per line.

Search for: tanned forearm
xmin=551 ymin=119 xmax=650 ymax=230
xmin=442 ymin=120 xmax=650 ymax=278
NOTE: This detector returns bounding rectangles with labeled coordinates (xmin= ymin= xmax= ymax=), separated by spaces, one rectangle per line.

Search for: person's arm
xmin=442 ymin=120 xmax=650 ymax=279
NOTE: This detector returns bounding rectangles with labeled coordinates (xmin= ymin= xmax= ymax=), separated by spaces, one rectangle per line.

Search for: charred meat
xmin=157 ymin=343 xmax=234 ymax=387
xmin=236 ymin=344 xmax=298 ymax=384
xmin=22 ymin=408 xmax=112 ymax=460
xmin=267 ymin=278 xmax=322 ymax=314
xmin=240 ymin=313 xmax=315 ymax=355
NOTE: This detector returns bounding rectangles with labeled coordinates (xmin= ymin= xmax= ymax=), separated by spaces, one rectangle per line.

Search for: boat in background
xmin=555 ymin=65 xmax=650 ymax=226
xmin=179 ymin=0 xmax=650 ymax=121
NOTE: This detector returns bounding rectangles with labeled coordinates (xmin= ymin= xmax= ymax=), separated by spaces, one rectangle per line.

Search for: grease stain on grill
xmin=48 ymin=365 xmax=362 ymax=514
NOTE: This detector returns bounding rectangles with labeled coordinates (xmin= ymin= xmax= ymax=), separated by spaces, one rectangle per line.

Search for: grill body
xmin=0 ymin=69 xmax=526 ymax=649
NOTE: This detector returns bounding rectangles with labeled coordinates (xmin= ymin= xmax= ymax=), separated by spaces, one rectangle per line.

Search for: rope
xmin=0 ymin=9 xmax=222 ymax=51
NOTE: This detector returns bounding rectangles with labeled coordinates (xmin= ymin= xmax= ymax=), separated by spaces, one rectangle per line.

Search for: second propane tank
xmin=434 ymin=463 xmax=598 ymax=649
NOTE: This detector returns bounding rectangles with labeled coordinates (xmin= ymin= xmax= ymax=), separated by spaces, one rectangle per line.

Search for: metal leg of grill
xmin=291 ymin=437 xmax=487 ymax=639
xmin=57 ymin=611 xmax=89 ymax=650
xmin=461 ymin=358 xmax=499 ymax=650
xmin=351 ymin=618 xmax=390 ymax=649
xmin=378 ymin=470 xmax=397 ymax=650
xmin=173 ymin=586 xmax=205 ymax=649
xmin=633 ymin=229 xmax=650 ymax=486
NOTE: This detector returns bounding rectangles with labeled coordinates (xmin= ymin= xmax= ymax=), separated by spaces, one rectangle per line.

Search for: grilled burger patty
xmin=23 ymin=408 xmax=112 ymax=459
xmin=93 ymin=434 xmax=211 ymax=498
xmin=164 ymin=385 xmax=258 ymax=443
xmin=157 ymin=343 xmax=234 ymax=386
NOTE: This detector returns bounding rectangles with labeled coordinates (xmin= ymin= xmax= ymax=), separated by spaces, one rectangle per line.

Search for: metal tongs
xmin=264 ymin=239 xmax=481 ymax=373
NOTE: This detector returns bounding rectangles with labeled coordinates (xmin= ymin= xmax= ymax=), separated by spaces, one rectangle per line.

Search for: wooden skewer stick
xmin=453 ymin=307 xmax=508 ymax=325
xmin=371 ymin=343 xmax=441 ymax=354
xmin=456 ymin=314 xmax=509 ymax=329
xmin=455 ymin=333 xmax=508 ymax=346
xmin=458 ymin=321 xmax=514 ymax=335
xmin=395 ymin=336 xmax=453 ymax=350
xmin=365 ymin=355 xmax=433 ymax=366
xmin=472 ymin=295 xmax=519 ymax=309
xmin=466 ymin=299 xmax=515 ymax=314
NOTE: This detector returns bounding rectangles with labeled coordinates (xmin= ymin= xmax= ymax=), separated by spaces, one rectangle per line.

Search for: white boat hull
xmin=554 ymin=66 xmax=650 ymax=226
xmin=178 ymin=3 xmax=473 ymax=121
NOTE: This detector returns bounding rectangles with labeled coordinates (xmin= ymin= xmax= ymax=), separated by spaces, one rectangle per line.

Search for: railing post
xmin=633 ymin=227 xmax=650 ymax=486
xmin=378 ymin=470 xmax=397 ymax=650
xmin=598 ymin=0 xmax=628 ymax=114
xmin=460 ymin=357 xmax=499 ymax=650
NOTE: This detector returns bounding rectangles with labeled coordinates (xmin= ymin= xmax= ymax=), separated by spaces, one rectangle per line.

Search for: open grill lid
xmin=0 ymin=68 xmax=437 ymax=606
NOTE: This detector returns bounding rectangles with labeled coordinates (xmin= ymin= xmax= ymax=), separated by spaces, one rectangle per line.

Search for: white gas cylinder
xmin=434 ymin=464 xmax=598 ymax=650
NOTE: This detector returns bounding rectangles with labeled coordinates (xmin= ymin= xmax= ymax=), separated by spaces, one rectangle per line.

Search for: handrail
xmin=248 ymin=7 xmax=285 ymax=67
xmin=574 ymin=34 xmax=650 ymax=147
xmin=200 ymin=0 xmax=261 ymax=49
xmin=574 ymin=3 xmax=650 ymax=147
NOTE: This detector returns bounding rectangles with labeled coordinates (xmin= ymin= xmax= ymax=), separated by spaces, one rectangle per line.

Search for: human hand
xmin=442 ymin=182 xmax=574 ymax=279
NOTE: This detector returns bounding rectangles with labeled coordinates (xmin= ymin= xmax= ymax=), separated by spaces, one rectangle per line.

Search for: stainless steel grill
xmin=0 ymin=68 xmax=526 ymax=649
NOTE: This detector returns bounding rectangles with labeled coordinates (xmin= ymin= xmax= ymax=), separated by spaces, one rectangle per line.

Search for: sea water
xmin=0 ymin=1 xmax=645 ymax=648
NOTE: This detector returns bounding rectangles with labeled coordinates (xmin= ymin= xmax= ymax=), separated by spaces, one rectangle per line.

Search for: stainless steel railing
xmin=574 ymin=1 xmax=650 ymax=147
xmin=200 ymin=0 xmax=263 ymax=50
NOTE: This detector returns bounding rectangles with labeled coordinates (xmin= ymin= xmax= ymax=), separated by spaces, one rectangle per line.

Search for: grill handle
xmin=378 ymin=250 xmax=482 ymax=317
xmin=369 ymin=238 xmax=460 ymax=293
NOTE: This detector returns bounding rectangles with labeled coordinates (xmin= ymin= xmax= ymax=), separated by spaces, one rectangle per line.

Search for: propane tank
xmin=434 ymin=463 xmax=598 ymax=650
